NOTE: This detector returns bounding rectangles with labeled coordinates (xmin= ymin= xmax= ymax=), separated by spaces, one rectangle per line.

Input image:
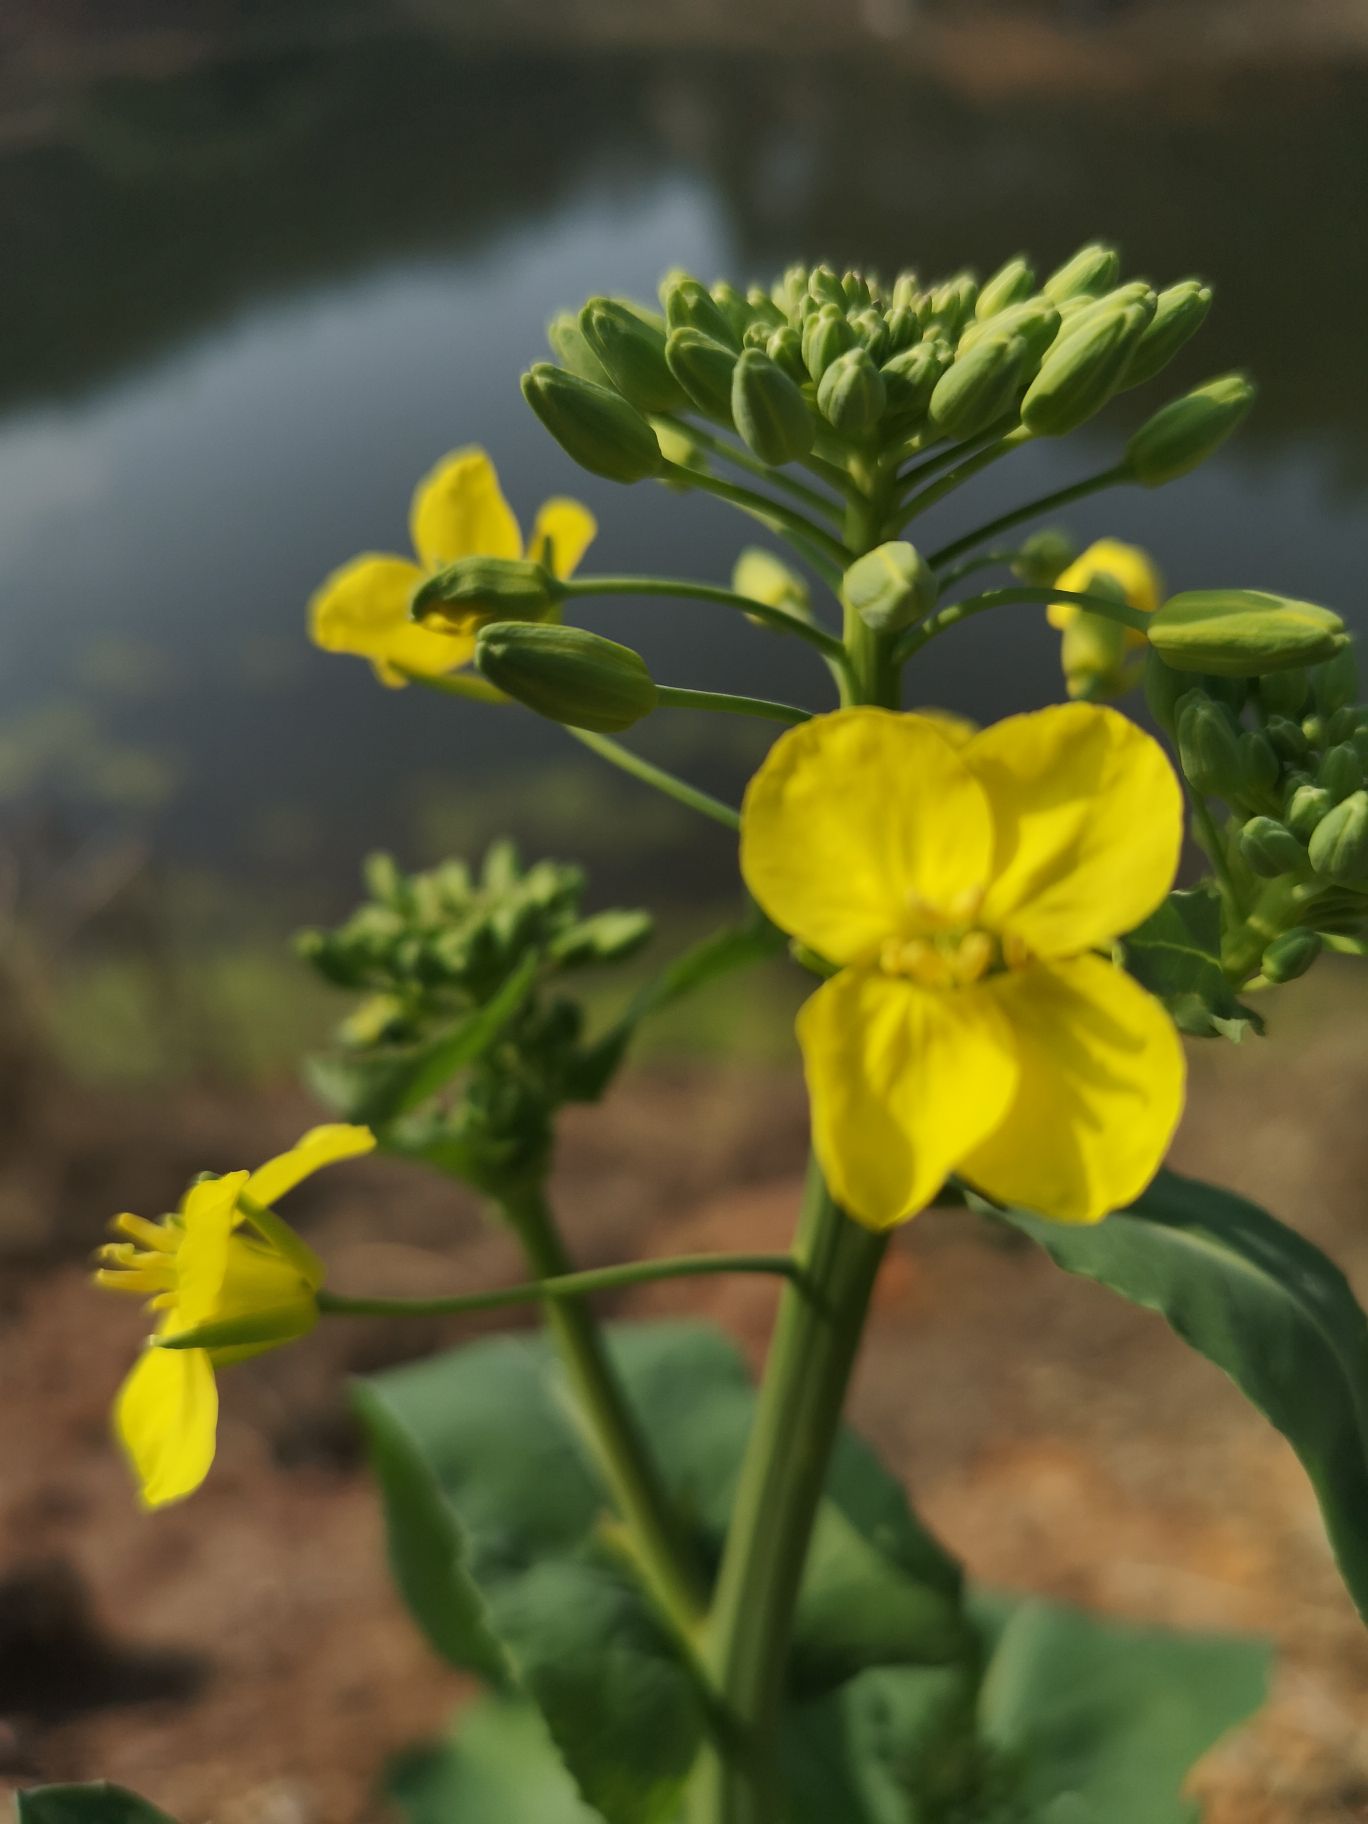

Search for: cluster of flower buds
xmin=521 ymin=245 xmax=1254 ymax=478
xmin=1148 ymin=644 xmax=1368 ymax=986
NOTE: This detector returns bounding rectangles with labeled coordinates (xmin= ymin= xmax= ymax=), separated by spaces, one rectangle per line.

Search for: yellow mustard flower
xmin=96 ymin=1124 xmax=375 ymax=1508
xmin=308 ymin=448 xmax=596 ymax=687
xmin=740 ymin=703 xmax=1185 ymax=1230
xmin=1047 ymin=537 xmax=1163 ymax=700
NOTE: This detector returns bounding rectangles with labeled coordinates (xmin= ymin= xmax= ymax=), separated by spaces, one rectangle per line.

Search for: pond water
xmin=2 ymin=34 xmax=1366 ymax=915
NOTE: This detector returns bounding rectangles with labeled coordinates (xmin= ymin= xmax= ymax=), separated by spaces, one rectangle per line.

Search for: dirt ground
xmin=1 ymin=981 xmax=1367 ymax=1823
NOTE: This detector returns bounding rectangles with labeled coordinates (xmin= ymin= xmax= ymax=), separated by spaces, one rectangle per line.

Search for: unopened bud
xmin=475 ymin=622 xmax=657 ymax=733
xmin=1285 ymin=782 xmax=1333 ymax=840
xmin=710 ymin=282 xmax=752 ymax=343
xmin=1178 ymin=697 xmax=1243 ymax=798
xmin=665 ymin=327 xmax=738 ymax=421
xmin=842 ymin=542 xmax=936 ymax=634
xmin=959 ymin=297 xmax=1061 ymax=363
xmin=1060 ymin=609 xmax=1134 ymax=700
xmin=1261 ymin=928 xmax=1322 ymax=984
xmin=975 ymin=255 xmax=1035 ymax=320
xmin=929 ymin=332 xmax=1029 ymax=440
xmin=1042 ymin=241 xmax=1121 ymax=303
xmin=1318 ymin=742 xmax=1365 ymax=802
xmin=732 ymin=349 xmax=815 ymax=465
xmin=522 ymin=365 xmax=663 ymax=483
xmin=1307 ymin=789 xmax=1368 ymax=882
xmin=1265 ymin=715 xmax=1309 ymax=764
xmin=817 ymin=346 xmax=887 ymax=440
xmin=1238 ymin=816 xmax=1304 ymax=878
xmin=1015 ymin=528 xmax=1080 ymax=589
xmin=1126 ymin=374 xmax=1256 ymax=485
xmin=548 ymin=311 xmax=610 ymax=384
xmin=1021 ymin=301 xmax=1150 ymax=436
xmin=885 ymin=306 xmax=920 ymax=352
xmin=1142 ymin=649 xmax=1190 ymax=736
xmin=803 ymin=304 xmax=856 ymax=381
xmin=662 ymin=275 xmax=740 ymax=349
xmin=880 ymin=341 xmax=946 ymax=436
xmin=1257 ymin=667 xmax=1309 ymax=719
xmin=1147 ymin=589 xmax=1347 ymax=676
xmin=1239 ymin=729 xmax=1280 ymax=799
xmin=767 ymin=325 xmax=807 ymax=382
xmin=733 ymin=547 xmax=811 ymax=620
xmin=1312 ymin=645 xmax=1359 ymax=717
xmin=1122 ymin=280 xmax=1213 ymax=388
xmin=414 ymin=556 xmax=565 ymax=633
xmin=579 ymin=298 xmax=685 ymax=415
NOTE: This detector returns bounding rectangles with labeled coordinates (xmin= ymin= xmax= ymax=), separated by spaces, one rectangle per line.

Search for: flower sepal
xmin=414 ymin=556 xmax=566 ymax=633
xmin=154 ymin=1299 xmax=319 ymax=1360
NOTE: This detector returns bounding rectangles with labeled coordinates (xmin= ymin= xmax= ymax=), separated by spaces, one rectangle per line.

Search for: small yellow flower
xmin=308 ymin=448 xmax=596 ymax=687
xmin=741 ymin=704 xmax=1185 ymax=1230
xmin=96 ymin=1124 xmax=375 ymax=1508
xmin=1047 ymin=538 xmax=1163 ymax=700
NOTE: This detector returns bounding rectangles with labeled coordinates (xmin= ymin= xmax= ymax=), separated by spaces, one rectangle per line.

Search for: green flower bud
xmin=664 ymin=327 xmax=738 ymax=422
xmin=1178 ymin=696 xmax=1243 ymax=798
xmin=1238 ymin=815 xmax=1304 ymax=878
xmin=1042 ymin=241 xmax=1121 ymax=303
xmin=1301 ymin=712 xmax=1328 ymax=748
xmin=958 ymin=297 xmax=1061 ymax=362
xmin=414 ymin=556 xmax=566 ymax=632
xmin=1355 ymin=723 xmax=1368 ymax=766
xmin=1015 ymin=528 xmax=1080 ymax=589
xmin=1122 ymin=280 xmax=1213 ymax=388
xmin=1261 ymin=928 xmax=1322 ymax=984
xmin=1257 ymin=666 xmax=1309 ymax=720
xmin=1328 ymin=706 xmax=1359 ymax=745
xmin=842 ymin=541 xmax=936 ymax=635
xmin=1147 ymin=590 xmax=1347 ymax=676
xmin=547 ymin=311 xmax=610 ymax=384
xmin=1142 ymin=649 xmax=1190 ymax=736
xmin=1264 ymin=714 xmax=1309 ymax=764
xmin=802 ymin=304 xmax=856 ymax=381
xmin=921 ymin=272 xmax=979 ymax=338
xmin=841 ymin=269 xmax=872 ymax=307
xmin=579 ymin=297 xmax=685 ymax=414
xmin=733 ymin=547 xmax=811 ymax=620
xmin=766 ymin=325 xmax=807 ymax=382
xmin=1126 ymin=373 xmax=1256 ymax=485
xmin=732 ymin=348 xmax=815 ymax=466
xmin=975 ymin=255 xmax=1035 ymax=319
xmin=885 ymin=306 xmax=920 ymax=352
xmin=1061 ymin=608 xmax=1135 ymax=701
xmin=807 ymin=264 xmax=844 ymax=307
xmin=1318 ymin=742 xmax=1365 ymax=801
xmin=1020 ymin=301 xmax=1150 ymax=436
xmin=1312 ymin=645 xmax=1360 ymax=716
xmin=742 ymin=320 xmax=771 ymax=350
xmin=1238 ymin=729 xmax=1280 ymax=799
xmin=710 ymin=281 xmax=753 ymax=343
xmin=849 ymin=307 xmax=889 ymax=363
xmin=891 ymin=270 xmax=921 ymax=313
xmin=662 ymin=275 xmax=740 ymax=348
xmin=1285 ymin=782 xmax=1333 ymax=840
xmin=1307 ymin=789 xmax=1368 ymax=882
xmin=817 ymin=346 xmax=887 ymax=440
xmin=474 ymin=622 xmax=657 ymax=734
xmin=745 ymin=288 xmax=785 ymax=332
xmin=880 ymin=341 xmax=947 ymax=436
xmin=928 ymin=332 xmax=1029 ymax=441
xmin=522 ymin=364 xmax=663 ymax=483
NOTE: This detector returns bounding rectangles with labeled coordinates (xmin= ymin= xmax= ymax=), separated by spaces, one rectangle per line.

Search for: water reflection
xmin=1 ymin=34 xmax=1366 ymax=909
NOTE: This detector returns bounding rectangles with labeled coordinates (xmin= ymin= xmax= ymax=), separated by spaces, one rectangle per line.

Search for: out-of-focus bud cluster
xmin=1147 ymin=643 xmax=1368 ymax=987
xmin=523 ymin=246 xmax=1251 ymax=481
xmin=297 ymin=844 xmax=653 ymax=1190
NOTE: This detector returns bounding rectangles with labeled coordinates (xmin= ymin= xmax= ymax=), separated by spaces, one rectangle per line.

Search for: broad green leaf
xmin=358 ymin=1321 xmax=967 ymax=1823
xmin=1122 ymin=887 xmax=1262 ymax=1040
xmin=15 ymin=1788 xmax=177 ymax=1824
xmin=385 ymin=1695 xmax=600 ymax=1824
xmin=304 ymin=951 xmax=539 ymax=1125
xmin=977 ymin=1594 xmax=1270 ymax=1822
xmin=997 ymin=1165 xmax=1368 ymax=1625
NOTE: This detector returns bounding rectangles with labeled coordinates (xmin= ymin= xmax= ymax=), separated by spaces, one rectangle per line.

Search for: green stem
xmin=894 ymin=583 xmax=1148 ymax=663
xmin=687 ymin=1168 xmax=887 ymax=1823
xmin=565 ymin=726 xmax=741 ymax=831
xmin=659 ymin=460 xmax=850 ymax=576
xmin=927 ymin=462 xmax=1129 ymax=571
xmin=564 ymin=575 xmax=846 ymax=663
xmin=890 ymin=416 xmax=1018 ymax=502
xmin=1191 ymin=795 xmax=1244 ymax=916
xmin=656 ymin=686 xmax=810 ymax=726
xmin=890 ymin=427 xmax=1030 ymax=531
xmin=661 ymin=420 xmax=848 ymax=520
xmin=935 ymin=546 xmax=1026 ymax=590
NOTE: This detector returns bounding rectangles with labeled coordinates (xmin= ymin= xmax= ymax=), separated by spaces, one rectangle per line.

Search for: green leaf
xmin=977 ymin=1594 xmax=1270 ymax=1822
xmin=305 ymin=951 xmax=539 ymax=1125
xmin=997 ymin=1166 xmax=1368 ymax=1625
xmin=1121 ymin=887 xmax=1262 ymax=1040
xmin=385 ymin=1694 xmax=600 ymax=1824
xmin=358 ymin=1321 xmax=967 ymax=1824
xmin=15 ymin=1788 xmax=178 ymax=1824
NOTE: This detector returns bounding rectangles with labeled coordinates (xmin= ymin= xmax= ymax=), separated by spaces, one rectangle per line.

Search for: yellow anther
xmin=952 ymin=931 xmax=994 ymax=984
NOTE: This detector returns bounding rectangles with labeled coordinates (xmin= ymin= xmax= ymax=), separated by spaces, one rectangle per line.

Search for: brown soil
xmin=1 ymin=982 xmax=1367 ymax=1823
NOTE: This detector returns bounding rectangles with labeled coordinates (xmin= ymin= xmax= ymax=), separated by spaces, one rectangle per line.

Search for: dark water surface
xmin=3 ymin=35 xmax=1366 ymax=911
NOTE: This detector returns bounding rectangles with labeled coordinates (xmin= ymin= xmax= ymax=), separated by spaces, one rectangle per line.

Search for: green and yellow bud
xmin=975 ymin=255 xmax=1035 ymax=319
xmin=1042 ymin=241 xmax=1121 ymax=303
xmin=1014 ymin=528 xmax=1079 ymax=589
xmin=881 ymin=341 xmax=947 ymax=436
xmin=1285 ymin=782 xmax=1333 ymax=840
xmin=414 ymin=556 xmax=565 ymax=633
xmin=733 ymin=547 xmax=812 ymax=622
xmin=767 ymin=325 xmax=807 ymax=381
xmin=1265 ymin=714 xmax=1310 ymax=764
xmin=1261 ymin=928 xmax=1322 ymax=984
xmin=1142 ymin=648 xmax=1191 ymax=736
xmin=732 ymin=348 xmax=815 ymax=465
xmin=710 ymin=281 xmax=753 ymax=343
xmin=1059 ymin=607 xmax=1135 ymax=701
xmin=1318 ymin=742 xmax=1365 ymax=802
xmin=958 ymin=297 xmax=1061 ymax=362
xmin=579 ymin=297 xmax=685 ymax=415
xmin=1238 ymin=816 xmax=1305 ymax=879
xmin=1178 ymin=696 xmax=1244 ymax=799
xmin=1126 ymin=373 xmax=1256 ymax=485
xmin=547 ymin=311 xmax=610 ymax=384
xmin=1312 ymin=646 xmax=1360 ymax=717
xmin=662 ymin=275 xmax=740 ymax=348
xmin=1147 ymin=589 xmax=1347 ymax=676
xmin=928 ymin=332 xmax=1029 ymax=440
xmin=665 ymin=327 xmax=738 ymax=421
xmin=522 ymin=364 xmax=664 ymax=483
xmin=803 ymin=304 xmax=856 ymax=381
xmin=842 ymin=541 xmax=936 ymax=635
xmin=1307 ymin=789 xmax=1368 ymax=882
xmin=1020 ymin=301 xmax=1150 ymax=436
xmin=474 ymin=622 xmax=658 ymax=734
xmin=1122 ymin=280 xmax=1213 ymax=388
xmin=1239 ymin=728 xmax=1280 ymax=799
xmin=817 ymin=346 xmax=887 ymax=440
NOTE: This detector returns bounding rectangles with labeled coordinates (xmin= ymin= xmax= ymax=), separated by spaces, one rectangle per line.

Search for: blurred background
xmin=1 ymin=3 xmax=1367 ymax=1821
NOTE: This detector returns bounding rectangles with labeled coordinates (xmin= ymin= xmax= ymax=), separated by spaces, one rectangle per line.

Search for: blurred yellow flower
xmin=96 ymin=1124 xmax=375 ymax=1508
xmin=741 ymin=704 xmax=1185 ymax=1230
xmin=1047 ymin=538 xmax=1163 ymax=700
xmin=308 ymin=448 xmax=596 ymax=687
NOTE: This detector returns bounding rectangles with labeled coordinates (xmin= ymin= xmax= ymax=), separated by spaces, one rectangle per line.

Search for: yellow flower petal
xmin=908 ymin=708 xmax=978 ymax=747
xmin=965 ymin=703 xmax=1182 ymax=957
xmin=245 ymin=1124 xmax=376 ymax=1211
xmin=308 ymin=554 xmax=474 ymax=687
xmin=960 ymin=954 xmax=1185 ymax=1224
xmin=173 ymin=1173 xmax=246 ymax=1331
xmin=797 ymin=967 xmax=1018 ymax=1230
xmin=741 ymin=710 xmax=994 ymax=964
xmin=526 ymin=497 xmax=597 ymax=578
xmin=1047 ymin=538 xmax=1163 ymax=629
xmin=409 ymin=447 xmax=522 ymax=571
xmin=114 ymin=1342 xmax=219 ymax=1509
